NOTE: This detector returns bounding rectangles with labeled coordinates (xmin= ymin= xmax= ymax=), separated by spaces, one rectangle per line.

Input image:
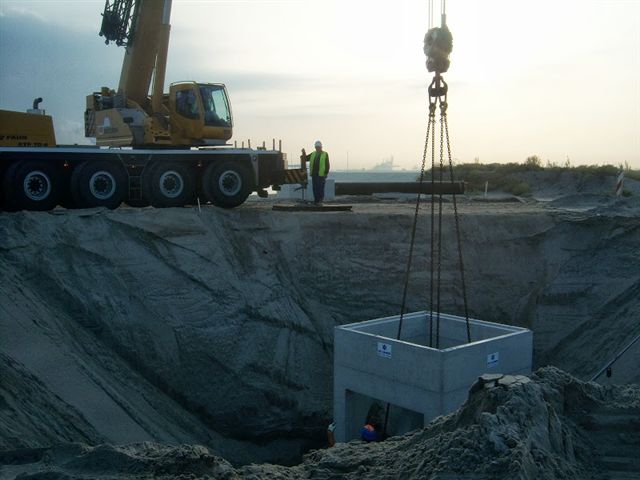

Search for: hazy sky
xmin=1 ymin=0 xmax=639 ymax=169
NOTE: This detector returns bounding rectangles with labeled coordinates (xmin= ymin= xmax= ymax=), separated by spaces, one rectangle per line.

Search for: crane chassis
xmin=0 ymin=144 xmax=289 ymax=211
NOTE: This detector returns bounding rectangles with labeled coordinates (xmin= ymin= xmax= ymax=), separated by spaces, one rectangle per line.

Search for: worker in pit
xmin=361 ymin=403 xmax=385 ymax=443
xmin=301 ymin=140 xmax=330 ymax=205
xmin=327 ymin=422 xmax=336 ymax=447
xmin=361 ymin=422 xmax=380 ymax=442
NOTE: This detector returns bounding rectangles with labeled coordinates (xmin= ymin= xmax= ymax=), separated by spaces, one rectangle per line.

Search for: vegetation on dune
xmin=420 ymin=156 xmax=638 ymax=196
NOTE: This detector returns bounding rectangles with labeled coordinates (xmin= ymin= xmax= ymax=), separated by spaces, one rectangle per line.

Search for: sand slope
xmin=0 ymin=353 xmax=103 ymax=449
xmin=1 ymin=198 xmax=639 ymax=465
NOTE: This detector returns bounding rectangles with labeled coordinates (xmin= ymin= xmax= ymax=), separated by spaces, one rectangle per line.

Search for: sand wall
xmin=1 ymin=200 xmax=638 ymax=463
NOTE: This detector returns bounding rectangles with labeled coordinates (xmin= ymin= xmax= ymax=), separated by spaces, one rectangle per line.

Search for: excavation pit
xmin=333 ymin=311 xmax=533 ymax=442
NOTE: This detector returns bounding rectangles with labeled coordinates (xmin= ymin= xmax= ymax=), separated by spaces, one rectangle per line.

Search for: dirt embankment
xmin=1 ymin=198 xmax=639 ymax=467
xmin=3 ymin=368 xmax=639 ymax=479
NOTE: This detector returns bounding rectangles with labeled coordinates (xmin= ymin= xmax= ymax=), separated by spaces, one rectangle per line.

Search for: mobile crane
xmin=0 ymin=0 xmax=305 ymax=211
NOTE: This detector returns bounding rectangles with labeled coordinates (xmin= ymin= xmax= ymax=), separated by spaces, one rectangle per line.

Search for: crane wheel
xmin=143 ymin=161 xmax=195 ymax=208
xmin=202 ymin=161 xmax=252 ymax=208
xmin=1 ymin=161 xmax=63 ymax=211
xmin=70 ymin=160 xmax=127 ymax=209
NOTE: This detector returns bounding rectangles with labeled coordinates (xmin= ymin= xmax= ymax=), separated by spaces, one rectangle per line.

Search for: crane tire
xmin=71 ymin=160 xmax=127 ymax=209
xmin=143 ymin=161 xmax=195 ymax=208
xmin=1 ymin=161 xmax=63 ymax=211
xmin=202 ymin=161 xmax=253 ymax=209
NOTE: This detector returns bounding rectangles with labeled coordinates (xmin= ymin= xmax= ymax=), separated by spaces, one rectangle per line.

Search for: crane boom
xmin=99 ymin=0 xmax=138 ymax=46
xmin=101 ymin=0 xmax=171 ymax=113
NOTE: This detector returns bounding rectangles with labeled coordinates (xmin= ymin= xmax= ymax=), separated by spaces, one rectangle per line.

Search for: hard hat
xmin=314 ymin=140 xmax=322 ymax=148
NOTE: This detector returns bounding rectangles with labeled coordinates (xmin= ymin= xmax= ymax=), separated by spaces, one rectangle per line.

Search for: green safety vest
xmin=309 ymin=151 xmax=328 ymax=177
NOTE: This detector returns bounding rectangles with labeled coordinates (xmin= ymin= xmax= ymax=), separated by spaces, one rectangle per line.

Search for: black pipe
xmin=335 ymin=181 xmax=464 ymax=196
xmin=32 ymin=97 xmax=43 ymax=110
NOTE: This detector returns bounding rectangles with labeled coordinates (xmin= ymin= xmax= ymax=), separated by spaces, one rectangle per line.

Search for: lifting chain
xmin=385 ymin=3 xmax=470 ymax=437
xmin=386 ymin=97 xmax=437 ymax=438
xmin=443 ymin=97 xmax=472 ymax=344
xmin=386 ymin=74 xmax=470 ymax=437
xmin=394 ymin=73 xmax=471 ymax=347
xmin=395 ymin=96 xmax=436 ymax=340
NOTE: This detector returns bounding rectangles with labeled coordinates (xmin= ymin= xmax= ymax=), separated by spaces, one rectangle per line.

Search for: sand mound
xmin=544 ymin=193 xmax=640 ymax=216
xmin=1 ymin=442 xmax=237 ymax=479
xmin=547 ymin=193 xmax=613 ymax=210
xmin=244 ymin=367 xmax=640 ymax=479
xmin=592 ymin=196 xmax=640 ymax=217
xmin=6 ymin=367 xmax=639 ymax=479
xmin=518 ymin=171 xmax=640 ymax=201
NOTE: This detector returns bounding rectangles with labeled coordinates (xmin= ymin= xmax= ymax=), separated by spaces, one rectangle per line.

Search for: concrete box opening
xmin=333 ymin=311 xmax=533 ymax=442
xmin=345 ymin=390 xmax=424 ymax=441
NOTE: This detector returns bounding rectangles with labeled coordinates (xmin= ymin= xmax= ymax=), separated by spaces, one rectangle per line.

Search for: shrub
xmin=417 ymin=161 xmax=639 ymax=196
xmin=506 ymin=181 xmax=531 ymax=196
xmin=525 ymin=155 xmax=543 ymax=170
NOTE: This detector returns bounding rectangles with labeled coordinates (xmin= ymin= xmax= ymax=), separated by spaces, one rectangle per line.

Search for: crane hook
xmin=423 ymin=0 xmax=452 ymax=73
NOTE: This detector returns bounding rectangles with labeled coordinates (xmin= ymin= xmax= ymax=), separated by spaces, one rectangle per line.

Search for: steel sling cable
xmin=429 ymin=98 xmax=437 ymax=348
xmin=384 ymin=0 xmax=470 ymax=439
xmin=435 ymin=89 xmax=445 ymax=349
xmin=396 ymin=101 xmax=436 ymax=341
xmin=442 ymin=102 xmax=471 ymax=342
xmin=383 ymin=100 xmax=436 ymax=438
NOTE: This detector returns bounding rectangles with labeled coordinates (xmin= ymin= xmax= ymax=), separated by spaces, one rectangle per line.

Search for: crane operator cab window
xmin=176 ymin=89 xmax=200 ymax=120
xmin=199 ymin=85 xmax=231 ymax=128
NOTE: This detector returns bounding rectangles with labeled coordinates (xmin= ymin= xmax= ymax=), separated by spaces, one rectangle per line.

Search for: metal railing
xmin=590 ymin=332 xmax=640 ymax=382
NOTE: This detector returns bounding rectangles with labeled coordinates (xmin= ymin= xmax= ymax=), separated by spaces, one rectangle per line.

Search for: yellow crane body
xmin=0 ymin=110 xmax=56 ymax=148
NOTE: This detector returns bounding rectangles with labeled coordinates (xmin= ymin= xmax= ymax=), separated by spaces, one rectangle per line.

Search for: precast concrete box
xmin=333 ymin=311 xmax=533 ymax=442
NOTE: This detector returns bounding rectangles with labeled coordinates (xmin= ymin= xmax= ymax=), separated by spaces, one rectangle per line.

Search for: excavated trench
xmin=1 ymin=199 xmax=639 ymax=465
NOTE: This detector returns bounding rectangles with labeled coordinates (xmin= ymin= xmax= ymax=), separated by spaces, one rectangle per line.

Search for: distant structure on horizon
xmin=334 ymin=156 xmax=416 ymax=172
xmin=370 ymin=156 xmax=400 ymax=172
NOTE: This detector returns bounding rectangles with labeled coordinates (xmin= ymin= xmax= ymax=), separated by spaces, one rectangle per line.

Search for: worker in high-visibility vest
xmin=302 ymin=140 xmax=331 ymax=204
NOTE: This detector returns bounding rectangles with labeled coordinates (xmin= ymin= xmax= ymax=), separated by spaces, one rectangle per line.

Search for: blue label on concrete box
xmin=377 ymin=342 xmax=392 ymax=359
xmin=487 ymin=352 xmax=499 ymax=368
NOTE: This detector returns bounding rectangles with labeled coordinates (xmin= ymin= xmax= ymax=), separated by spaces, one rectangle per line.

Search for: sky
xmin=0 ymin=0 xmax=639 ymax=170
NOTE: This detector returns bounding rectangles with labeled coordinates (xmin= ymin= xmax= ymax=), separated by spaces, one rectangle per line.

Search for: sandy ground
xmin=1 ymin=191 xmax=639 ymax=476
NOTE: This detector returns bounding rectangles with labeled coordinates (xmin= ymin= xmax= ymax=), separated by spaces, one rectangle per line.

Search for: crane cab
xmin=85 ymin=81 xmax=234 ymax=147
xmin=169 ymin=82 xmax=233 ymax=146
